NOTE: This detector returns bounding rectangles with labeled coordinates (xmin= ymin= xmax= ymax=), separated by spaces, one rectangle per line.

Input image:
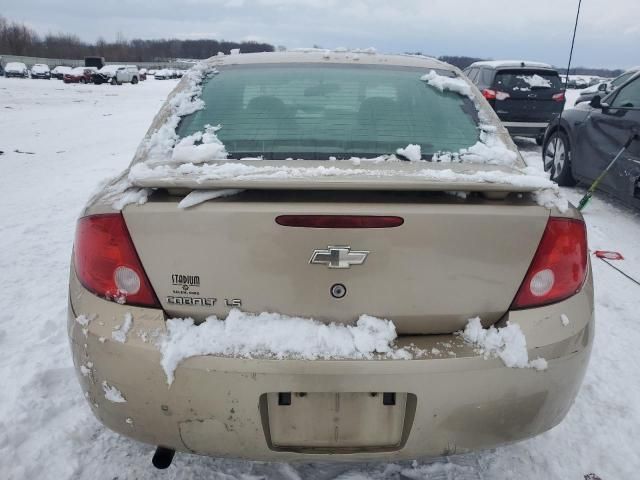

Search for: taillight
xmin=275 ymin=215 xmax=404 ymax=228
xmin=552 ymin=92 xmax=566 ymax=102
xmin=511 ymin=218 xmax=588 ymax=309
xmin=482 ymin=89 xmax=510 ymax=101
xmin=482 ymin=89 xmax=496 ymax=100
xmin=74 ymin=213 xmax=160 ymax=307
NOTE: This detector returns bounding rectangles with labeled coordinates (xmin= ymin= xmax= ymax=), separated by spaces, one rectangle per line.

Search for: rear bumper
xmin=502 ymin=121 xmax=549 ymax=138
xmin=68 ymin=269 xmax=594 ymax=462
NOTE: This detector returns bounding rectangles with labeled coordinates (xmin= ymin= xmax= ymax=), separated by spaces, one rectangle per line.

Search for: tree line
xmin=0 ymin=15 xmax=274 ymax=61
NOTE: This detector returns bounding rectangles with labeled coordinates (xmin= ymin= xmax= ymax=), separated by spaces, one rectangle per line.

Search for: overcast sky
xmin=1 ymin=0 xmax=637 ymax=69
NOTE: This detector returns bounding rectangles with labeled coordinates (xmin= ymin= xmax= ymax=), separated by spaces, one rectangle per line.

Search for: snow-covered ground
xmin=1 ymin=77 xmax=639 ymax=479
xmin=565 ymin=87 xmax=580 ymax=107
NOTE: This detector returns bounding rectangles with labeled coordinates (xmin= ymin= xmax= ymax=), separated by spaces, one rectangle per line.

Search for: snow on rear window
xmin=420 ymin=70 xmax=473 ymax=98
xmin=120 ymin=62 xmax=567 ymax=213
xmin=495 ymin=70 xmax=561 ymax=92
xmin=137 ymin=65 xmax=525 ymax=168
xmin=174 ymin=64 xmax=480 ymax=160
xmin=517 ymin=74 xmax=552 ymax=88
xmin=422 ymin=70 xmax=517 ymax=166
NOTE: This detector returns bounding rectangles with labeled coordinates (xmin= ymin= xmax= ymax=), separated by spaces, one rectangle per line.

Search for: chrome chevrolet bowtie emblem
xmin=309 ymin=246 xmax=369 ymax=269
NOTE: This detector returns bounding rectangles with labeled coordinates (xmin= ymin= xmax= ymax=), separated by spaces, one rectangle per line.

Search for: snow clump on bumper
xmin=158 ymin=309 xmax=413 ymax=385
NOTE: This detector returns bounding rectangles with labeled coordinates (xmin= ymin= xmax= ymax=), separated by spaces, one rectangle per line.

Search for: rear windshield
xmin=176 ymin=64 xmax=480 ymax=160
xmin=494 ymin=69 xmax=562 ymax=93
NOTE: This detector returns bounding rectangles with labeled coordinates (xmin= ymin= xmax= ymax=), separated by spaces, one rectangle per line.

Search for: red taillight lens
xmin=275 ymin=215 xmax=404 ymax=228
xmin=553 ymin=92 xmax=566 ymax=102
xmin=482 ymin=89 xmax=497 ymax=100
xmin=74 ymin=213 xmax=160 ymax=307
xmin=511 ymin=218 xmax=588 ymax=309
xmin=482 ymin=89 xmax=510 ymax=101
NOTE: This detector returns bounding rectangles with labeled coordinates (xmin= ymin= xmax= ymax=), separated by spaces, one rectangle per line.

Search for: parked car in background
xmin=543 ymin=71 xmax=640 ymax=209
xmin=571 ymin=77 xmax=588 ymax=89
xmin=575 ymin=67 xmax=640 ymax=105
xmin=92 ymin=65 xmax=123 ymax=85
xmin=64 ymin=67 xmax=97 ymax=84
xmin=51 ymin=66 xmax=73 ymax=80
xmin=69 ymin=51 xmax=593 ymax=466
xmin=4 ymin=62 xmax=29 ymax=78
xmin=30 ymin=64 xmax=51 ymax=79
xmin=158 ymin=68 xmax=177 ymax=79
xmin=464 ymin=60 xmax=565 ymax=145
xmin=153 ymin=69 xmax=171 ymax=79
xmin=111 ymin=65 xmax=140 ymax=85
xmin=148 ymin=69 xmax=157 ymax=76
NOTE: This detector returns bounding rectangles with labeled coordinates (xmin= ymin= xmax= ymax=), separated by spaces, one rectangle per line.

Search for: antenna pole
xmin=548 ymin=0 xmax=582 ymax=179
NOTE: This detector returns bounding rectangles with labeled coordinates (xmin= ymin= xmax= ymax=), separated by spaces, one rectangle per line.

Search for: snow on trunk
xmin=178 ymin=188 xmax=244 ymax=209
xmin=158 ymin=309 xmax=412 ymax=385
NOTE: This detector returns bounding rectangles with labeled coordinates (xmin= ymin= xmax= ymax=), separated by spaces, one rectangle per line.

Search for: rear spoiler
xmin=129 ymin=160 xmax=551 ymax=194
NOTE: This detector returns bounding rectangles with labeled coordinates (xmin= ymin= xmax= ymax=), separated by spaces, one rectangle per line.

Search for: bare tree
xmin=0 ymin=16 xmax=275 ymax=62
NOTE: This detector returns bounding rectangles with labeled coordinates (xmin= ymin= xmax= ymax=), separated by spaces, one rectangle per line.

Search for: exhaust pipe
xmin=152 ymin=446 xmax=175 ymax=469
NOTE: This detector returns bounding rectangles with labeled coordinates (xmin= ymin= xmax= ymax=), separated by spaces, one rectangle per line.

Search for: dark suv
xmin=464 ymin=61 xmax=565 ymax=144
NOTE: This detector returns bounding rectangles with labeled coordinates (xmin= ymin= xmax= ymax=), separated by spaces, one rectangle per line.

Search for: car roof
xmin=468 ymin=60 xmax=554 ymax=70
xmin=203 ymin=50 xmax=455 ymax=71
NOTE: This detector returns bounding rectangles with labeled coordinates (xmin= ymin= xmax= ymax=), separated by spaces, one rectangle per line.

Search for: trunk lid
xmin=123 ymin=189 xmax=549 ymax=334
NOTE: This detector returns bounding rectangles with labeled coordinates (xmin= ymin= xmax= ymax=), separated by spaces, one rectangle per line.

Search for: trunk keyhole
xmin=330 ymin=283 xmax=347 ymax=299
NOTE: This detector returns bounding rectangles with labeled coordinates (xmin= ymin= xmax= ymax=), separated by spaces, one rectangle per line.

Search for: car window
xmin=480 ymin=68 xmax=494 ymax=86
xmin=611 ymin=71 xmax=635 ymax=88
xmin=610 ymin=76 xmax=640 ymax=108
xmin=176 ymin=64 xmax=481 ymax=160
xmin=494 ymin=69 xmax=562 ymax=92
xmin=466 ymin=68 xmax=478 ymax=83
